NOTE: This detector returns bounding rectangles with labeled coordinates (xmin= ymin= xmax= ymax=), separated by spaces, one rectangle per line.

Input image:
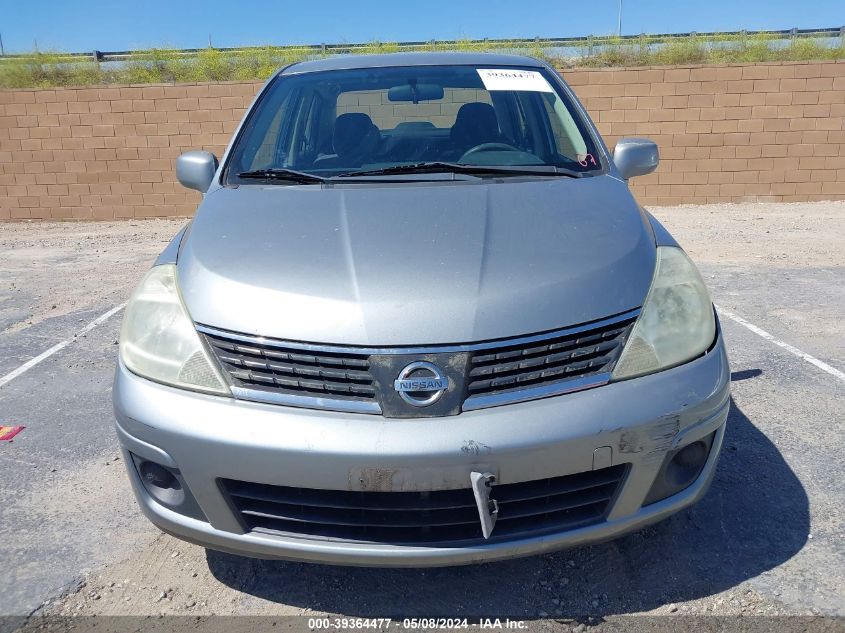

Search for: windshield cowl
xmin=336 ymin=162 xmax=586 ymax=179
xmin=234 ymin=162 xmax=591 ymax=186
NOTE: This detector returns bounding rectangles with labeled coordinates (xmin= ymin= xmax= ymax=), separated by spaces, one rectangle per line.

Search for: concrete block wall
xmin=1 ymin=60 xmax=843 ymax=219
xmin=0 ymin=81 xmax=261 ymax=219
xmin=567 ymin=61 xmax=845 ymax=205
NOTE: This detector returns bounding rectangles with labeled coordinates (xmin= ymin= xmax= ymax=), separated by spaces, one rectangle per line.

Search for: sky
xmin=1 ymin=0 xmax=842 ymax=53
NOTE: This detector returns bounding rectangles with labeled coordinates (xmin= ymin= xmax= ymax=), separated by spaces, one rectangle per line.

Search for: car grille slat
xmin=492 ymin=466 xmax=626 ymax=503
xmin=496 ymin=485 xmax=615 ymax=519
xmin=223 ymin=479 xmax=478 ymax=511
xmin=219 ymin=464 xmax=627 ymax=545
xmin=237 ymin=500 xmax=482 ymax=528
xmin=466 ymin=318 xmax=634 ymax=397
xmin=204 ymin=332 xmax=378 ymax=403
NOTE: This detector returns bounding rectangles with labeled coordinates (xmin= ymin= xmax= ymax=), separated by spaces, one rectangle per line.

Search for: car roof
xmin=279 ymin=52 xmax=547 ymax=75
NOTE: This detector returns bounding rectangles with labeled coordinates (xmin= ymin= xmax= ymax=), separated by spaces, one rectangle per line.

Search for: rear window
xmin=226 ymin=64 xmax=603 ymax=180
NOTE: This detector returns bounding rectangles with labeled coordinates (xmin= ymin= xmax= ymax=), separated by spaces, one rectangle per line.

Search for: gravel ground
xmin=1 ymin=201 xmax=843 ymax=631
xmin=0 ymin=220 xmax=184 ymax=335
xmin=655 ymin=202 xmax=845 ymax=268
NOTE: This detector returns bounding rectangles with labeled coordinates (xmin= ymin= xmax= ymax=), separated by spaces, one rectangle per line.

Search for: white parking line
xmin=717 ymin=305 xmax=845 ymax=384
xmin=0 ymin=304 xmax=125 ymax=389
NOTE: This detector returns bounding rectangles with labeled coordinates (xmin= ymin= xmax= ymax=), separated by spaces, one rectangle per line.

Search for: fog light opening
xmin=666 ymin=440 xmax=708 ymax=488
xmin=139 ymin=460 xmax=176 ymax=490
xmin=128 ymin=452 xmax=207 ymax=522
xmin=133 ymin=457 xmax=185 ymax=507
xmin=643 ymin=431 xmax=717 ymax=506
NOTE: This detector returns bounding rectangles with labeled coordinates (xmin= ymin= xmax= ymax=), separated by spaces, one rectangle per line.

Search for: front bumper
xmin=114 ymin=333 xmax=730 ymax=567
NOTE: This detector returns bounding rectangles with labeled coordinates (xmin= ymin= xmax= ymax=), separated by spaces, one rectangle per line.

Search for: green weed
xmin=1 ymin=32 xmax=842 ymax=88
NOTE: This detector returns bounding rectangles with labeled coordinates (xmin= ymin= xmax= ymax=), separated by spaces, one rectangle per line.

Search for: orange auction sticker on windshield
xmin=477 ymin=68 xmax=554 ymax=92
xmin=0 ymin=426 xmax=24 ymax=441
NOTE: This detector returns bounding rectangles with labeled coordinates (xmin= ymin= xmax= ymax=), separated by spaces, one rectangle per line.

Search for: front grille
xmin=203 ymin=332 xmax=377 ymax=403
xmin=200 ymin=310 xmax=637 ymax=414
xmin=466 ymin=317 xmax=634 ymax=397
xmin=219 ymin=465 xmax=627 ymax=545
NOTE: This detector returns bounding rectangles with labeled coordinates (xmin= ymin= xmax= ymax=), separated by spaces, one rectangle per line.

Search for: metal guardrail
xmin=0 ymin=26 xmax=843 ymax=62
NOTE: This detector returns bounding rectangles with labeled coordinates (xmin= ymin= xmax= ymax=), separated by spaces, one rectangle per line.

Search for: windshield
xmin=225 ymin=65 xmax=603 ymax=183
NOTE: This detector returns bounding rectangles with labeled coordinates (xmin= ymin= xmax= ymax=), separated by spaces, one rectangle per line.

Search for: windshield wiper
xmin=236 ymin=168 xmax=326 ymax=184
xmin=337 ymin=162 xmax=585 ymax=179
xmin=237 ymin=163 xmax=586 ymax=184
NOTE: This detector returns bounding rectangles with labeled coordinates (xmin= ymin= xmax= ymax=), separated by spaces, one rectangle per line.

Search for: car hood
xmin=178 ymin=176 xmax=655 ymax=346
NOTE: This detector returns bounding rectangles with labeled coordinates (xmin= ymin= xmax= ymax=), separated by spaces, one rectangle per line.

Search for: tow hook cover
xmin=470 ymin=471 xmax=499 ymax=539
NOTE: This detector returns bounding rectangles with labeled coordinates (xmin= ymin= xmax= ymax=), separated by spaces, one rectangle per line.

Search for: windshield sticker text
xmin=477 ymin=69 xmax=555 ymax=93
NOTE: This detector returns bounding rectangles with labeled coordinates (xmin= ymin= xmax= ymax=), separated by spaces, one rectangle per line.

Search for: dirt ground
xmin=0 ymin=220 xmax=183 ymax=335
xmin=1 ymin=201 xmax=844 ymax=631
xmin=656 ymin=202 xmax=845 ymax=268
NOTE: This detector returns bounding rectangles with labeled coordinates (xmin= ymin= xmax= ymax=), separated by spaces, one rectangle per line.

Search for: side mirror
xmin=613 ymin=138 xmax=659 ymax=180
xmin=176 ymin=150 xmax=219 ymax=193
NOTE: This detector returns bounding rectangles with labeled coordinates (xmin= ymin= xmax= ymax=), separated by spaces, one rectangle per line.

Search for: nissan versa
xmin=114 ymin=53 xmax=730 ymax=566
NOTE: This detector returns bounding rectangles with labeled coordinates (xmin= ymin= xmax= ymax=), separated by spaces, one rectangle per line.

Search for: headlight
xmin=120 ymin=264 xmax=230 ymax=395
xmin=612 ymin=246 xmax=715 ymax=380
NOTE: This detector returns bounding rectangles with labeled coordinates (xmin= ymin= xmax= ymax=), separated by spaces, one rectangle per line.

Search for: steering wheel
xmin=459 ymin=142 xmax=521 ymax=161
